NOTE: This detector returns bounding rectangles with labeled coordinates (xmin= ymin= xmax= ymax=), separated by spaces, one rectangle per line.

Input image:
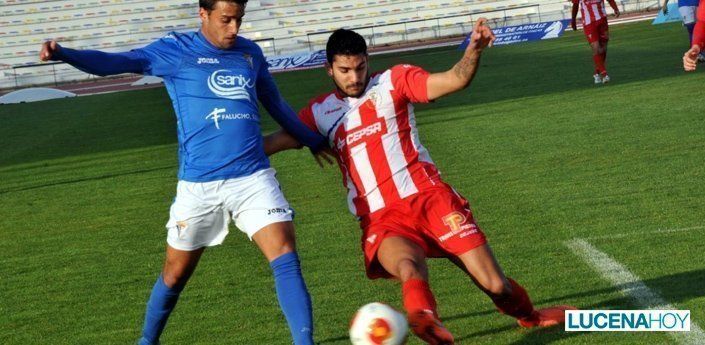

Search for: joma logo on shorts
xmin=267 ymin=208 xmax=288 ymax=215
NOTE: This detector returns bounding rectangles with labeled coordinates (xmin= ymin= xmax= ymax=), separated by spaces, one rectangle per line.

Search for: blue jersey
xmin=134 ymin=32 xmax=275 ymax=182
xmin=679 ymin=0 xmax=698 ymax=7
xmin=54 ymin=31 xmax=325 ymax=182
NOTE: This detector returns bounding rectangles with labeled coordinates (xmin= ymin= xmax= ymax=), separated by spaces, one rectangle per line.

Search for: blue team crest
xmin=207 ymin=69 xmax=254 ymax=101
xmin=243 ymin=53 xmax=254 ymax=69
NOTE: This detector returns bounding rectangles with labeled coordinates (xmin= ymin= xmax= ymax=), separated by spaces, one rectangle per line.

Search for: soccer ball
xmin=349 ymin=302 xmax=409 ymax=345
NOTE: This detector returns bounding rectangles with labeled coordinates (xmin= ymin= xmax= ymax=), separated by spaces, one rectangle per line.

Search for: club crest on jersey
xmin=367 ymin=89 xmax=380 ymax=106
xmin=243 ymin=53 xmax=254 ymax=69
xmin=207 ymin=69 xmax=254 ymax=101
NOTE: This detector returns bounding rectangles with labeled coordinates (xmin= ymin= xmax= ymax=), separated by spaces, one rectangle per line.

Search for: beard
xmin=334 ymin=75 xmax=369 ymax=98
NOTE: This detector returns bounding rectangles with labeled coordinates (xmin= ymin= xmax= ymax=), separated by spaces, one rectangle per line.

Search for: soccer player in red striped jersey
xmin=684 ymin=0 xmax=705 ymax=70
xmin=265 ymin=19 xmax=576 ymax=344
xmin=571 ymin=0 xmax=620 ymax=83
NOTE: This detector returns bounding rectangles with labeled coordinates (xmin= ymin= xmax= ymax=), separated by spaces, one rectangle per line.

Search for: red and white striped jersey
xmin=574 ymin=0 xmax=607 ymax=26
xmin=299 ymin=65 xmax=443 ymax=217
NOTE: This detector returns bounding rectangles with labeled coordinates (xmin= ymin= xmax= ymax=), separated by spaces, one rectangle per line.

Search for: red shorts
xmin=359 ymin=183 xmax=487 ymax=279
xmin=584 ymin=18 xmax=609 ymax=43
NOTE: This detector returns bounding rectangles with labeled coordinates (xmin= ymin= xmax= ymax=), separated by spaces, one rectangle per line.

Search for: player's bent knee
xmin=162 ymin=271 xmax=189 ymax=289
xmin=396 ymin=258 xmax=426 ymax=281
xmin=267 ymin=245 xmax=296 ymax=262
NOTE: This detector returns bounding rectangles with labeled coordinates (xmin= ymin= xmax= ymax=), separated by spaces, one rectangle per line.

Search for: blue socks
xmin=138 ymin=275 xmax=183 ymax=345
xmin=270 ymin=252 xmax=314 ymax=345
xmin=137 ymin=254 xmax=313 ymax=345
xmin=687 ymin=23 xmax=695 ymax=44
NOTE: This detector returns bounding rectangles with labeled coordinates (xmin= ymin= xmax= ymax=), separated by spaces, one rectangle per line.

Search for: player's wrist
xmin=464 ymin=48 xmax=482 ymax=58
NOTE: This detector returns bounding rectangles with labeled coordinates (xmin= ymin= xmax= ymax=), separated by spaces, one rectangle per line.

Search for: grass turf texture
xmin=1 ymin=20 xmax=703 ymax=344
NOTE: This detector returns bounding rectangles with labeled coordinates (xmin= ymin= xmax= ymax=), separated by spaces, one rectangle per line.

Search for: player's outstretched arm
xmin=263 ymin=130 xmax=335 ymax=167
xmin=39 ymin=40 xmax=145 ymax=76
xmin=256 ymin=68 xmax=328 ymax=152
xmin=571 ymin=1 xmax=579 ymax=30
xmin=607 ymin=0 xmax=620 ymax=17
xmin=264 ymin=130 xmax=303 ymax=156
xmin=425 ymin=18 xmax=495 ymax=101
xmin=661 ymin=0 xmax=670 ymax=14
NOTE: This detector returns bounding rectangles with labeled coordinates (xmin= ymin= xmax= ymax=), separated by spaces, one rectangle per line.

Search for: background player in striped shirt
xmin=571 ymin=0 xmax=621 ymax=83
xmin=265 ymin=20 xmax=576 ymax=344
xmin=684 ymin=0 xmax=705 ymax=70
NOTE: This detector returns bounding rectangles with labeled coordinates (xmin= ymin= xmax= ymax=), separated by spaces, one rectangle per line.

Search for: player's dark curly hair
xmin=199 ymin=0 xmax=248 ymax=11
xmin=326 ymin=29 xmax=368 ymax=63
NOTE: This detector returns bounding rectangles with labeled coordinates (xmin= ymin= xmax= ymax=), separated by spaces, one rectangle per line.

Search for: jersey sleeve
xmin=390 ymin=64 xmax=431 ymax=104
xmin=52 ymin=47 xmax=145 ymax=76
xmin=255 ymin=47 xmax=327 ymax=150
xmin=132 ymin=34 xmax=182 ymax=77
xmin=297 ymin=103 xmax=319 ymax=134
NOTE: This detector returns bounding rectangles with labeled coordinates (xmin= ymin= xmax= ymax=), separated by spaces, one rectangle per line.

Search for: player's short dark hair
xmin=326 ymin=29 xmax=368 ymax=64
xmin=199 ymin=0 xmax=248 ymax=11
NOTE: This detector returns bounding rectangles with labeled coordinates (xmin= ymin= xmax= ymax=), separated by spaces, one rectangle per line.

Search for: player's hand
xmin=467 ymin=18 xmax=496 ymax=53
xmin=571 ymin=19 xmax=577 ymax=31
xmin=662 ymin=6 xmax=668 ymax=14
xmin=614 ymin=9 xmax=621 ymax=17
xmin=312 ymin=147 xmax=335 ymax=168
xmin=683 ymin=45 xmax=701 ymax=71
xmin=39 ymin=40 xmax=60 ymax=61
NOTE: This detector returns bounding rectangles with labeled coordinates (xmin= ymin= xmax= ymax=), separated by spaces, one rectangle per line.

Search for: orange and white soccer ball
xmin=349 ymin=302 xmax=409 ymax=345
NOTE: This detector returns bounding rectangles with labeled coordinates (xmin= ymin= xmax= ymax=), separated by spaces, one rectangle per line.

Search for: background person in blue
xmin=663 ymin=0 xmax=705 ymax=61
xmin=38 ymin=1 xmax=324 ymax=344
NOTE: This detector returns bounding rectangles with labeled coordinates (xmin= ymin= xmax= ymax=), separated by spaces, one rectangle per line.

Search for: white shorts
xmin=165 ymin=168 xmax=294 ymax=251
xmin=679 ymin=6 xmax=697 ymax=25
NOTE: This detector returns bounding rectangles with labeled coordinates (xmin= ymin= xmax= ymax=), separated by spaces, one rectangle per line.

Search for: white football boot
xmin=593 ymin=74 xmax=603 ymax=84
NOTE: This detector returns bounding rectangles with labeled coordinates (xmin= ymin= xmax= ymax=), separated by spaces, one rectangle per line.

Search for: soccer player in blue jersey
xmin=39 ymin=1 xmax=323 ymax=344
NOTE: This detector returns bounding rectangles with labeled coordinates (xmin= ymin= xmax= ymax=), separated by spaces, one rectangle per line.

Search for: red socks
xmin=402 ymin=279 xmax=438 ymax=317
xmin=490 ymin=278 xmax=535 ymax=319
xmin=402 ymin=277 xmax=538 ymax=322
xmin=593 ymin=53 xmax=606 ymax=75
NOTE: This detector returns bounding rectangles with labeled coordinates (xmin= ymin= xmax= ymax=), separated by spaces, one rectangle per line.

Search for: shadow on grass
xmin=0 ymin=165 xmax=173 ymax=195
xmin=450 ymin=268 xmax=705 ymax=343
xmin=318 ymin=268 xmax=705 ymax=343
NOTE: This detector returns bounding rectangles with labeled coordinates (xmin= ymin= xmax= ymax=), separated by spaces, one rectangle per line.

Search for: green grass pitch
xmin=1 ymin=20 xmax=704 ymax=344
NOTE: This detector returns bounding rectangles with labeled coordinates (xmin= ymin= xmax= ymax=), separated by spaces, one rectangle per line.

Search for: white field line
xmin=582 ymin=226 xmax=705 ymax=241
xmin=565 ymin=238 xmax=705 ymax=344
